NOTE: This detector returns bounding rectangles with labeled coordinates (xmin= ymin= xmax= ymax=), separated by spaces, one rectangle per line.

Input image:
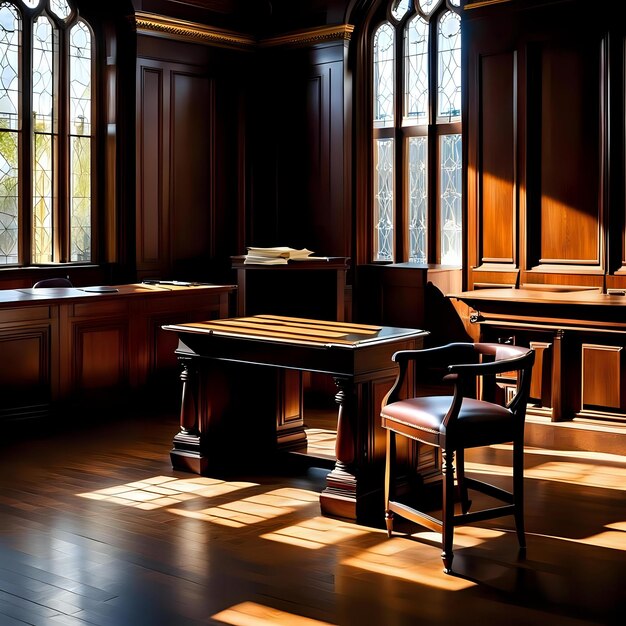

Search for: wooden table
xmin=163 ymin=315 xmax=428 ymax=522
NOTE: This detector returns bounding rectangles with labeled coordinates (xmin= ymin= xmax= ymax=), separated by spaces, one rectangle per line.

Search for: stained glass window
xmin=391 ymin=0 xmax=411 ymax=22
xmin=408 ymin=136 xmax=428 ymax=262
xmin=0 ymin=0 xmax=94 ymax=267
xmin=374 ymin=138 xmax=395 ymax=261
xmin=50 ymin=0 xmax=71 ymax=20
xmin=404 ymin=14 xmax=429 ymax=123
xmin=373 ymin=23 xmax=395 ymax=127
xmin=0 ymin=2 xmax=20 ymax=264
xmin=418 ymin=0 xmax=439 ymax=16
xmin=69 ymin=20 xmax=92 ymax=262
xmin=32 ymin=16 xmax=54 ymax=264
xmin=371 ymin=1 xmax=462 ymax=266
xmin=440 ymin=134 xmax=462 ymax=265
xmin=438 ymin=11 xmax=461 ymax=120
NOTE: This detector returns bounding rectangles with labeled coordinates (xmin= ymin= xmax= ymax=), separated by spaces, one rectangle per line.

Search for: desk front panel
xmin=0 ymin=284 xmax=235 ymax=423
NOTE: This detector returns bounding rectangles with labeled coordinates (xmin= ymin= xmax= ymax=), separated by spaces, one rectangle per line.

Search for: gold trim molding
xmin=260 ymin=24 xmax=355 ymax=48
xmin=133 ymin=12 xmax=256 ymax=49
xmin=132 ymin=13 xmax=353 ymax=50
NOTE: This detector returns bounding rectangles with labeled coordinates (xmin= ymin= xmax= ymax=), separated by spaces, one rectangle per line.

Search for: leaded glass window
xmin=408 ymin=136 xmax=428 ymax=262
xmin=374 ymin=138 xmax=395 ymax=261
xmin=32 ymin=16 xmax=54 ymax=263
xmin=391 ymin=0 xmax=411 ymax=22
xmin=417 ymin=0 xmax=438 ymax=16
xmin=370 ymin=0 xmax=462 ymax=266
xmin=0 ymin=0 xmax=94 ymax=267
xmin=437 ymin=10 xmax=461 ymax=120
xmin=374 ymin=23 xmax=395 ymax=127
xmin=69 ymin=20 xmax=91 ymax=262
xmin=404 ymin=14 xmax=429 ymax=123
xmin=0 ymin=3 xmax=19 ymax=264
xmin=49 ymin=0 xmax=71 ymax=20
xmin=440 ymin=134 xmax=462 ymax=265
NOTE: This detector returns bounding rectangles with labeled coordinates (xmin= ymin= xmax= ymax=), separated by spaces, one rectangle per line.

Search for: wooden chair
xmin=381 ymin=342 xmax=535 ymax=574
xmin=33 ymin=277 xmax=73 ymax=288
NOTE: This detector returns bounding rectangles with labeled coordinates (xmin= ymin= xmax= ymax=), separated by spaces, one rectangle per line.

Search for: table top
xmin=450 ymin=286 xmax=626 ymax=307
xmin=163 ymin=314 xmax=427 ymax=348
xmin=0 ymin=283 xmax=236 ymax=308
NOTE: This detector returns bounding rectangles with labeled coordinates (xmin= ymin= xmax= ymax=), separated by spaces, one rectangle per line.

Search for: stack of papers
xmin=243 ymin=247 xmax=314 ymax=265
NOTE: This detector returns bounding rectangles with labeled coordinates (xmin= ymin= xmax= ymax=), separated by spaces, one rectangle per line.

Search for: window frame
xmin=368 ymin=0 xmax=462 ymax=266
xmin=0 ymin=0 xmax=96 ymax=268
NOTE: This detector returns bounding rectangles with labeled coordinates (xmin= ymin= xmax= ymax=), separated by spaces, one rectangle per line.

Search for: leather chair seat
xmin=382 ymin=396 xmax=515 ymax=449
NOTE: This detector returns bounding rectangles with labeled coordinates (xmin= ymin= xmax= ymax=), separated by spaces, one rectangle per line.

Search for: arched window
xmin=0 ymin=0 xmax=94 ymax=266
xmin=371 ymin=0 xmax=462 ymax=265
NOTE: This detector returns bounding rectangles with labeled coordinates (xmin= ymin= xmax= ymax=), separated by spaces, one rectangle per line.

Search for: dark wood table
xmin=163 ymin=315 xmax=428 ymax=522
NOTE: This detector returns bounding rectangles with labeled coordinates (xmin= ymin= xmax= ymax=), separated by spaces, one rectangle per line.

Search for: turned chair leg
xmin=456 ymin=448 xmax=472 ymax=514
xmin=512 ymin=438 xmax=526 ymax=550
xmin=384 ymin=429 xmax=396 ymax=537
xmin=441 ymin=448 xmax=456 ymax=573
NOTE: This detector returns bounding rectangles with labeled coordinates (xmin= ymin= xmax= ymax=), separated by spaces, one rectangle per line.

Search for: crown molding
xmin=133 ymin=12 xmax=256 ymax=49
xmin=132 ymin=13 xmax=354 ymax=50
xmin=260 ymin=24 xmax=355 ymax=48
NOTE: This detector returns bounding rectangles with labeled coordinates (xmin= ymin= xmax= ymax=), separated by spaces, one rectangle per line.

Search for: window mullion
xmin=428 ymin=14 xmax=439 ymax=263
xmin=56 ymin=25 xmax=69 ymax=262
xmin=395 ymin=19 xmax=405 ymax=262
xmin=21 ymin=18 xmax=34 ymax=266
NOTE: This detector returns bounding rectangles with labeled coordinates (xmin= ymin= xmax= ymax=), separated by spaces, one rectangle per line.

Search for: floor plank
xmin=1 ymin=408 xmax=625 ymax=625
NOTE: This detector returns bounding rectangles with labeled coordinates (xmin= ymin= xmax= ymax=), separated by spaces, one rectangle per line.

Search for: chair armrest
xmin=448 ymin=351 xmax=531 ymax=378
xmin=384 ymin=343 xmax=476 ymax=406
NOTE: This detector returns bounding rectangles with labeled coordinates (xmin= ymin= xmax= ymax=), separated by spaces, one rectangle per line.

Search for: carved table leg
xmin=320 ymin=376 xmax=360 ymax=521
xmin=170 ymin=358 xmax=208 ymax=474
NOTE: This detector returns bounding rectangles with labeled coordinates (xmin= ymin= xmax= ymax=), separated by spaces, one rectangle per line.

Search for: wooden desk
xmin=230 ymin=256 xmax=350 ymax=321
xmin=163 ymin=315 xmax=428 ymax=522
xmin=451 ymin=286 xmax=626 ymax=422
xmin=0 ymin=283 xmax=235 ymax=422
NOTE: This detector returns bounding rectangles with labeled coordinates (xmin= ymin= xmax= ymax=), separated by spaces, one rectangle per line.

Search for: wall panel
xmin=137 ymin=64 xmax=166 ymax=276
xmin=528 ymin=41 xmax=602 ymax=271
xmin=478 ymin=52 xmax=516 ymax=266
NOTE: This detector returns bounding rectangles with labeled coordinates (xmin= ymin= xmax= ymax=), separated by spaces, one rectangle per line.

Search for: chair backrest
xmin=387 ymin=341 xmax=535 ymax=423
xmin=33 ymin=277 xmax=73 ymax=288
xmin=454 ymin=342 xmax=535 ymax=417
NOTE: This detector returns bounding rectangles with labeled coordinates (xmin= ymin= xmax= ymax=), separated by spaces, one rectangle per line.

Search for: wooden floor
xmin=1 ymin=406 xmax=625 ymax=625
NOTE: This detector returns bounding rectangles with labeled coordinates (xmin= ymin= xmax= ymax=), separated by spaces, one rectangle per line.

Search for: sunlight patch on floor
xmin=77 ymin=475 xmax=258 ymax=510
xmin=466 ymin=459 xmax=626 ymax=490
xmin=260 ymin=515 xmax=373 ymax=549
xmin=212 ymin=601 xmax=336 ymax=626
xmin=340 ymin=537 xmax=476 ymax=591
xmin=168 ymin=487 xmax=318 ymax=527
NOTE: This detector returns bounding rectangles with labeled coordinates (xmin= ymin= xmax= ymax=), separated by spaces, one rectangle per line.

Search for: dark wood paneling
xmin=581 ymin=343 xmax=622 ymax=410
xmin=137 ymin=65 xmax=165 ymax=273
xmin=464 ymin=0 xmax=614 ymax=292
xmin=0 ymin=329 xmax=50 ymax=404
xmin=171 ymin=72 xmax=214 ymax=266
xmin=74 ymin=323 xmax=129 ymax=390
xmin=479 ymin=52 xmax=516 ymax=265
xmin=532 ymin=41 xmax=601 ymax=267
xmin=255 ymin=42 xmax=350 ymax=259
